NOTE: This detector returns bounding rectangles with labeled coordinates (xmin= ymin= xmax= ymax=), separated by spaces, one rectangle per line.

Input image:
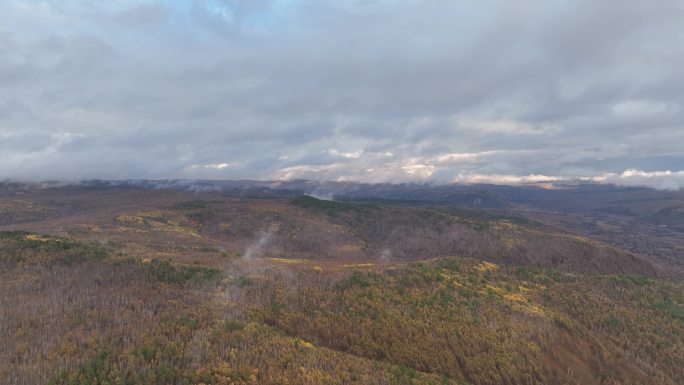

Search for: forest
xmin=0 ymin=185 xmax=683 ymax=385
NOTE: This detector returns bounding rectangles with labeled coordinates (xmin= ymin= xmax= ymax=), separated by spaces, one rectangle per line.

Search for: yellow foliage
xmin=342 ymin=263 xmax=374 ymax=269
xmin=503 ymin=292 xmax=527 ymax=302
xmin=24 ymin=234 xmax=49 ymax=241
xmin=292 ymin=338 xmax=314 ymax=349
xmin=475 ymin=261 xmax=498 ymax=273
xmin=115 ymin=214 xmax=147 ymax=225
xmin=268 ymin=258 xmax=309 ymax=265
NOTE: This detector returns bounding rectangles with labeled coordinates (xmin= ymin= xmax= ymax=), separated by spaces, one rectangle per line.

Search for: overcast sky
xmin=1 ymin=0 xmax=683 ymax=188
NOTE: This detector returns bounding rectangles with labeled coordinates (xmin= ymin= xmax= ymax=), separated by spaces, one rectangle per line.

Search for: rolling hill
xmin=0 ymin=182 xmax=682 ymax=385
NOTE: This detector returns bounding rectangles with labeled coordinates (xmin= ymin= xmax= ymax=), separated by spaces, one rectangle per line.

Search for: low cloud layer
xmin=597 ymin=170 xmax=684 ymax=191
xmin=1 ymin=1 xmax=683 ymax=189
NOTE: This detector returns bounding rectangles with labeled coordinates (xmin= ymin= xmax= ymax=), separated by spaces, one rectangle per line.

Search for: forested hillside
xmin=1 ymin=185 xmax=683 ymax=384
xmin=1 ymin=230 xmax=682 ymax=385
xmin=0 ymin=187 xmax=669 ymax=278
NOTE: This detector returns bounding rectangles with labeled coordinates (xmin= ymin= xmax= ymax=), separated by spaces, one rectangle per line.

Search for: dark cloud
xmin=0 ymin=0 xmax=683 ymax=188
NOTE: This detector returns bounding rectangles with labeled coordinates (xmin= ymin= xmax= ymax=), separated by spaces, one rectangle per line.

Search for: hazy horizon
xmin=3 ymin=174 xmax=684 ymax=192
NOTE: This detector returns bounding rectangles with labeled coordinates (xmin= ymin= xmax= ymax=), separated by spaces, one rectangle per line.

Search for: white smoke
xmin=380 ymin=248 xmax=392 ymax=263
xmin=243 ymin=225 xmax=278 ymax=259
xmin=305 ymin=192 xmax=334 ymax=201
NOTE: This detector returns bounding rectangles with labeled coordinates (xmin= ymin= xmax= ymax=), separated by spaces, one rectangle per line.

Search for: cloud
xmin=328 ymin=149 xmax=363 ymax=159
xmin=455 ymin=118 xmax=556 ymax=135
xmin=203 ymin=163 xmax=232 ymax=170
xmin=611 ymin=100 xmax=673 ymax=118
xmin=596 ymin=169 xmax=684 ymax=191
xmin=452 ymin=173 xmax=564 ymax=185
xmin=0 ymin=0 xmax=683 ymax=186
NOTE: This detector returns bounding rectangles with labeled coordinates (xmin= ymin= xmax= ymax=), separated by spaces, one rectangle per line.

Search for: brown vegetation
xmin=1 ymin=231 xmax=682 ymax=385
xmin=0 ymin=185 xmax=682 ymax=384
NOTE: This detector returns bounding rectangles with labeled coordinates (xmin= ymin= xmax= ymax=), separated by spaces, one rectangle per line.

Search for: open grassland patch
xmin=114 ymin=210 xmax=201 ymax=237
xmin=0 ymin=231 xmax=107 ymax=266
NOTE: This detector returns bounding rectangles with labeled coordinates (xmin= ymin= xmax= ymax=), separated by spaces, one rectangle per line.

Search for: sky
xmin=1 ymin=0 xmax=684 ymax=189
